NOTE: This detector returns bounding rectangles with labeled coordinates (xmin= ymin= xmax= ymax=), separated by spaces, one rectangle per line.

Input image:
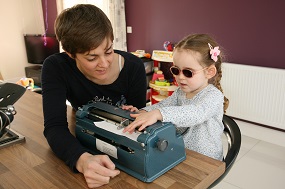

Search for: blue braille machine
xmin=75 ymin=101 xmax=186 ymax=182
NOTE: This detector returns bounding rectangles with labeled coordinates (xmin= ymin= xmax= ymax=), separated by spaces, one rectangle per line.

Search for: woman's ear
xmin=206 ymin=65 xmax=217 ymax=79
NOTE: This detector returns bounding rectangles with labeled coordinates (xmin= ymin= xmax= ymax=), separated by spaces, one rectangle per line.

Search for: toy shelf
xmin=149 ymin=82 xmax=177 ymax=104
xmin=151 ymin=50 xmax=173 ymax=62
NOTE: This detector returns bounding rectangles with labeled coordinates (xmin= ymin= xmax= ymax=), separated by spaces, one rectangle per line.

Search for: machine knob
xmin=157 ymin=139 xmax=168 ymax=151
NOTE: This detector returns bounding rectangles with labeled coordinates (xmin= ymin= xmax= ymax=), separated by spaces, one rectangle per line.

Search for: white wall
xmin=0 ymin=0 xmax=44 ymax=81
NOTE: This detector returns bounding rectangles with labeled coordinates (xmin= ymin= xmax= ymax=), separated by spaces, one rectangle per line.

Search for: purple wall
xmin=41 ymin=0 xmax=57 ymax=34
xmin=43 ymin=0 xmax=285 ymax=69
xmin=125 ymin=0 xmax=285 ymax=69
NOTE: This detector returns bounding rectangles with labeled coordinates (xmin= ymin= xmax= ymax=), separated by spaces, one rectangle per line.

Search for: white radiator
xmin=221 ymin=63 xmax=285 ymax=131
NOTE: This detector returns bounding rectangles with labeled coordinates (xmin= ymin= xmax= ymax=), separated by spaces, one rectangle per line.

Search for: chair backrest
xmin=209 ymin=114 xmax=241 ymax=188
xmin=223 ymin=115 xmax=241 ymax=170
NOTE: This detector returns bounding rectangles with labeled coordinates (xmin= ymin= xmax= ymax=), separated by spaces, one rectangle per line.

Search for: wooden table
xmin=0 ymin=90 xmax=225 ymax=189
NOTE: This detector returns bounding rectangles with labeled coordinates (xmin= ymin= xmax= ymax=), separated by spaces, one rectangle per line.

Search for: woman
xmin=42 ymin=4 xmax=146 ymax=188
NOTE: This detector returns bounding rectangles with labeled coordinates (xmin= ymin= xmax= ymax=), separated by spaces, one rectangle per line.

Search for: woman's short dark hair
xmin=55 ymin=4 xmax=114 ymax=57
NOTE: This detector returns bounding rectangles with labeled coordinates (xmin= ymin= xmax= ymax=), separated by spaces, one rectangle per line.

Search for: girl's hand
xmin=121 ymin=105 xmax=139 ymax=112
xmin=123 ymin=109 xmax=162 ymax=133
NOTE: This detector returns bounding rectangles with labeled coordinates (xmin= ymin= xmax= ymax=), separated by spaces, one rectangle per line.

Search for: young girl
xmin=123 ymin=33 xmax=229 ymax=160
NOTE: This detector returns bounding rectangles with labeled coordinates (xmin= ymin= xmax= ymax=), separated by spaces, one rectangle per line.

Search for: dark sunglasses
xmin=169 ymin=66 xmax=208 ymax=78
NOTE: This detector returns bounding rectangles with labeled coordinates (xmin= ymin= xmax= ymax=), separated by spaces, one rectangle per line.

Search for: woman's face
xmin=73 ymin=38 xmax=114 ymax=83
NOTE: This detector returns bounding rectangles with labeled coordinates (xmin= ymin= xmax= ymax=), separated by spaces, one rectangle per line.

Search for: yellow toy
xmin=17 ymin=78 xmax=34 ymax=89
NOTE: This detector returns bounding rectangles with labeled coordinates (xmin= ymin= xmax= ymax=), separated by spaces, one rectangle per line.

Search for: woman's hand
xmin=76 ymin=153 xmax=120 ymax=188
xmin=123 ymin=109 xmax=162 ymax=134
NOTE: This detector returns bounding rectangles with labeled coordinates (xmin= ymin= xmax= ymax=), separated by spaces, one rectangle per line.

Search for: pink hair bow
xmin=208 ymin=43 xmax=220 ymax=62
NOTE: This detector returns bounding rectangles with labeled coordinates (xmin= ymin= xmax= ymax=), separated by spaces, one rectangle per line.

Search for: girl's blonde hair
xmin=175 ymin=34 xmax=229 ymax=112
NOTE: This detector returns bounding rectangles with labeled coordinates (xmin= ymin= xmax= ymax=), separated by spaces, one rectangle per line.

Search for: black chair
xmin=209 ymin=115 xmax=242 ymax=188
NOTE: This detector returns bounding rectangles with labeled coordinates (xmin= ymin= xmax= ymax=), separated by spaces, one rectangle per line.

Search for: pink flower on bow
xmin=208 ymin=43 xmax=220 ymax=62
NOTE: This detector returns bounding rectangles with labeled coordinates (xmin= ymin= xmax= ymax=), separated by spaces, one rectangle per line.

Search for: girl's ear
xmin=206 ymin=64 xmax=217 ymax=79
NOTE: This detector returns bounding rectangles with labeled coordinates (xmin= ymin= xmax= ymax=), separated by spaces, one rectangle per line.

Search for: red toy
xmin=163 ymin=41 xmax=174 ymax=51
